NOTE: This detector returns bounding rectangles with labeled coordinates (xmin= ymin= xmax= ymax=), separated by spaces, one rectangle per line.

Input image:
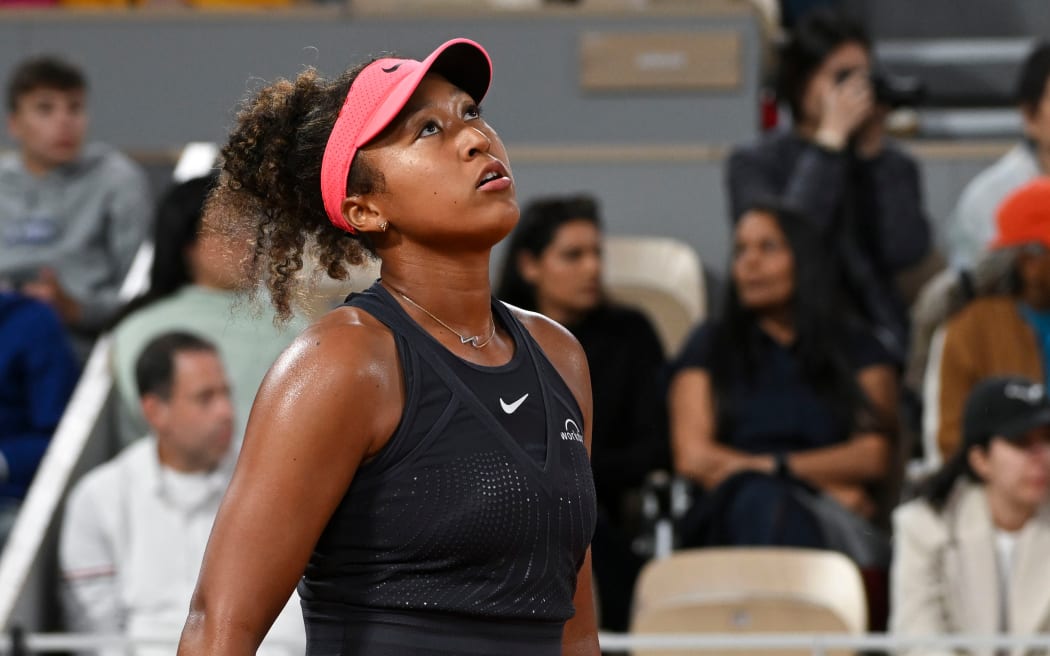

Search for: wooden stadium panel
xmin=579 ymin=30 xmax=741 ymax=92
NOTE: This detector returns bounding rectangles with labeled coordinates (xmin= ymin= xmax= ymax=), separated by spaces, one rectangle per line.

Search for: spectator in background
xmin=0 ymin=291 xmax=78 ymax=548
xmin=937 ymin=179 xmax=1050 ymax=461
xmin=727 ymin=7 xmax=930 ymax=360
xmin=892 ymin=376 xmax=1050 ymax=653
xmin=497 ymin=194 xmax=668 ymax=631
xmin=0 ymin=55 xmax=152 ymax=354
xmin=110 ymin=175 xmax=305 ymax=448
xmin=668 ymin=203 xmax=897 ymax=565
xmin=59 ymin=332 xmax=303 ymax=655
xmin=947 ymin=42 xmax=1050 ymax=271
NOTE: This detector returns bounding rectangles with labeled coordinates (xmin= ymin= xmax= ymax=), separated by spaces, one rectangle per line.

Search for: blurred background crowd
xmin=2 ymin=0 xmax=1050 ymax=653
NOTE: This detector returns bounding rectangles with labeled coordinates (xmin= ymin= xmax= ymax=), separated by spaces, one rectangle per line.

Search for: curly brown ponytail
xmin=205 ymin=61 xmax=385 ymax=321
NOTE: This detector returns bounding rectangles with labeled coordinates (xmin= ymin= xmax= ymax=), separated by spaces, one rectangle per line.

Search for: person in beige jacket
xmin=892 ymin=376 xmax=1050 ymax=656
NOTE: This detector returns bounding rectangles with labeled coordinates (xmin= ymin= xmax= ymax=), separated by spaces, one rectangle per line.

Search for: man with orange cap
xmin=936 ymin=177 xmax=1050 ymax=460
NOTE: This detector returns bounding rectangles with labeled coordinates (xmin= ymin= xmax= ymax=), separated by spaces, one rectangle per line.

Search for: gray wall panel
xmin=0 ymin=12 xmax=761 ymax=151
xmin=508 ymin=157 xmax=728 ymax=270
xmin=846 ymin=0 xmax=1050 ymax=39
xmin=917 ymin=151 xmax=1006 ymax=251
xmin=0 ymin=8 xmax=760 ymax=305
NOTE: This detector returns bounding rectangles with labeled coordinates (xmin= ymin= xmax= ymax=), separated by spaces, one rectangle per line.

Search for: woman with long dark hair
xmin=668 ymin=202 xmax=897 ymax=557
xmin=496 ymin=195 xmax=667 ymax=514
xmin=109 ymin=174 xmax=304 ymax=447
xmin=891 ymin=376 xmax=1050 ymax=653
xmin=497 ymin=194 xmax=668 ymax=631
xmin=111 ymin=175 xmax=217 ymax=324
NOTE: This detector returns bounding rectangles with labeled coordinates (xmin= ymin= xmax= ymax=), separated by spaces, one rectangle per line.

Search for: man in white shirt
xmin=59 ymin=331 xmax=303 ymax=655
xmin=947 ymin=42 xmax=1050 ymax=270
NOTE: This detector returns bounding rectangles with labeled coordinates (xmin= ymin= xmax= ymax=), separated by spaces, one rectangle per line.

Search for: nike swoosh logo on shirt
xmin=500 ymin=393 xmax=529 ymax=414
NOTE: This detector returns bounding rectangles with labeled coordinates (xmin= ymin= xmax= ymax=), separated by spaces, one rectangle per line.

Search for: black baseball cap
xmin=962 ymin=376 xmax=1050 ymax=449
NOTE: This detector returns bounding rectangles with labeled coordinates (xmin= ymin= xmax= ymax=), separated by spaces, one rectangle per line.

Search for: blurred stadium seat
xmin=630 ymin=547 xmax=868 ymax=656
xmin=603 ymin=235 xmax=706 ymax=356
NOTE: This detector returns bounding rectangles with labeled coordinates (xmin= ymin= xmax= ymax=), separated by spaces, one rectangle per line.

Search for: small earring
xmin=379 ymin=221 xmax=388 ymax=232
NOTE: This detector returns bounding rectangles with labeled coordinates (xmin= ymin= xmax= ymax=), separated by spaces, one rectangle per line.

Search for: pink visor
xmin=320 ymin=38 xmax=493 ymax=233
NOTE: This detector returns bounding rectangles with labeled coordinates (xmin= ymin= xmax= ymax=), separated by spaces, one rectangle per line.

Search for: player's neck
xmin=380 ymin=253 xmax=493 ymax=325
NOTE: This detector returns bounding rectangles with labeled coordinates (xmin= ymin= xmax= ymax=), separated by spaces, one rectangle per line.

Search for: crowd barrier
xmin=2 ymin=631 xmax=1050 ymax=654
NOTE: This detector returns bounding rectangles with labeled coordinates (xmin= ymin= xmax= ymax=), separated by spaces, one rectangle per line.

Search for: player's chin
xmin=467 ymin=205 xmax=519 ymax=246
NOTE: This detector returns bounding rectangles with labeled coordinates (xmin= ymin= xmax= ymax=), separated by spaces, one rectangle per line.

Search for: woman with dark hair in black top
xmin=497 ymin=195 xmax=668 ymax=512
xmin=668 ymin=202 xmax=898 ymax=560
xmin=109 ymin=174 xmax=217 ymax=327
xmin=496 ymin=194 xmax=669 ymax=631
xmin=177 ymin=39 xmax=598 ymax=656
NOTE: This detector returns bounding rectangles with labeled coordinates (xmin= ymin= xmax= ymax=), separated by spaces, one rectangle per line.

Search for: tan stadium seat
xmin=602 ymin=236 xmax=706 ymax=356
xmin=629 ymin=547 xmax=868 ymax=656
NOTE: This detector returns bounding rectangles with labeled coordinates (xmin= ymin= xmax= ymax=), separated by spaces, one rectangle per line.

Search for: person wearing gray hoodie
xmin=1 ymin=55 xmax=151 ymax=346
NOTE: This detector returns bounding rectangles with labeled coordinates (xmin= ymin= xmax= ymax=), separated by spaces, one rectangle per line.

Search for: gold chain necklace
xmin=398 ymin=292 xmax=496 ymax=349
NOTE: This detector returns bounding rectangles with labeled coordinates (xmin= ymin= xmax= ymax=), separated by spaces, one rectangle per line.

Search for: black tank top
xmin=298 ymin=282 xmax=597 ymax=655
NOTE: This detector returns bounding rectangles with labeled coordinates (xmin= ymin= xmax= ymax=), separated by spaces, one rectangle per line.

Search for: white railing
xmin=2 ymin=632 xmax=1050 ymax=654
xmin=599 ymin=632 xmax=1050 ymax=653
xmin=0 ymin=631 xmax=299 ymax=653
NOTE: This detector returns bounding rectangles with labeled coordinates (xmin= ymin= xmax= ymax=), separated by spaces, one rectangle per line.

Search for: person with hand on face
xmin=727 ymin=8 xmax=930 ymax=360
xmin=59 ymin=332 xmax=304 ymax=655
xmin=176 ymin=39 xmax=599 ymax=656
xmin=668 ymin=202 xmax=898 ymax=561
xmin=892 ymin=376 xmax=1050 ymax=656
xmin=0 ymin=56 xmax=151 ymax=353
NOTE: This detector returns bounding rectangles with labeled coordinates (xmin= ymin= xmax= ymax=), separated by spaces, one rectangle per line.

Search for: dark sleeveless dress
xmin=298 ymin=282 xmax=597 ymax=655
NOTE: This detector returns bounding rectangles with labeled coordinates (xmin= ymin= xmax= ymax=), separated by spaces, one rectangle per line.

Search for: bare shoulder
xmin=248 ymin=304 xmax=402 ymax=460
xmin=504 ymin=303 xmax=590 ymax=402
xmin=271 ymin=304 xmax=394 ymax=380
